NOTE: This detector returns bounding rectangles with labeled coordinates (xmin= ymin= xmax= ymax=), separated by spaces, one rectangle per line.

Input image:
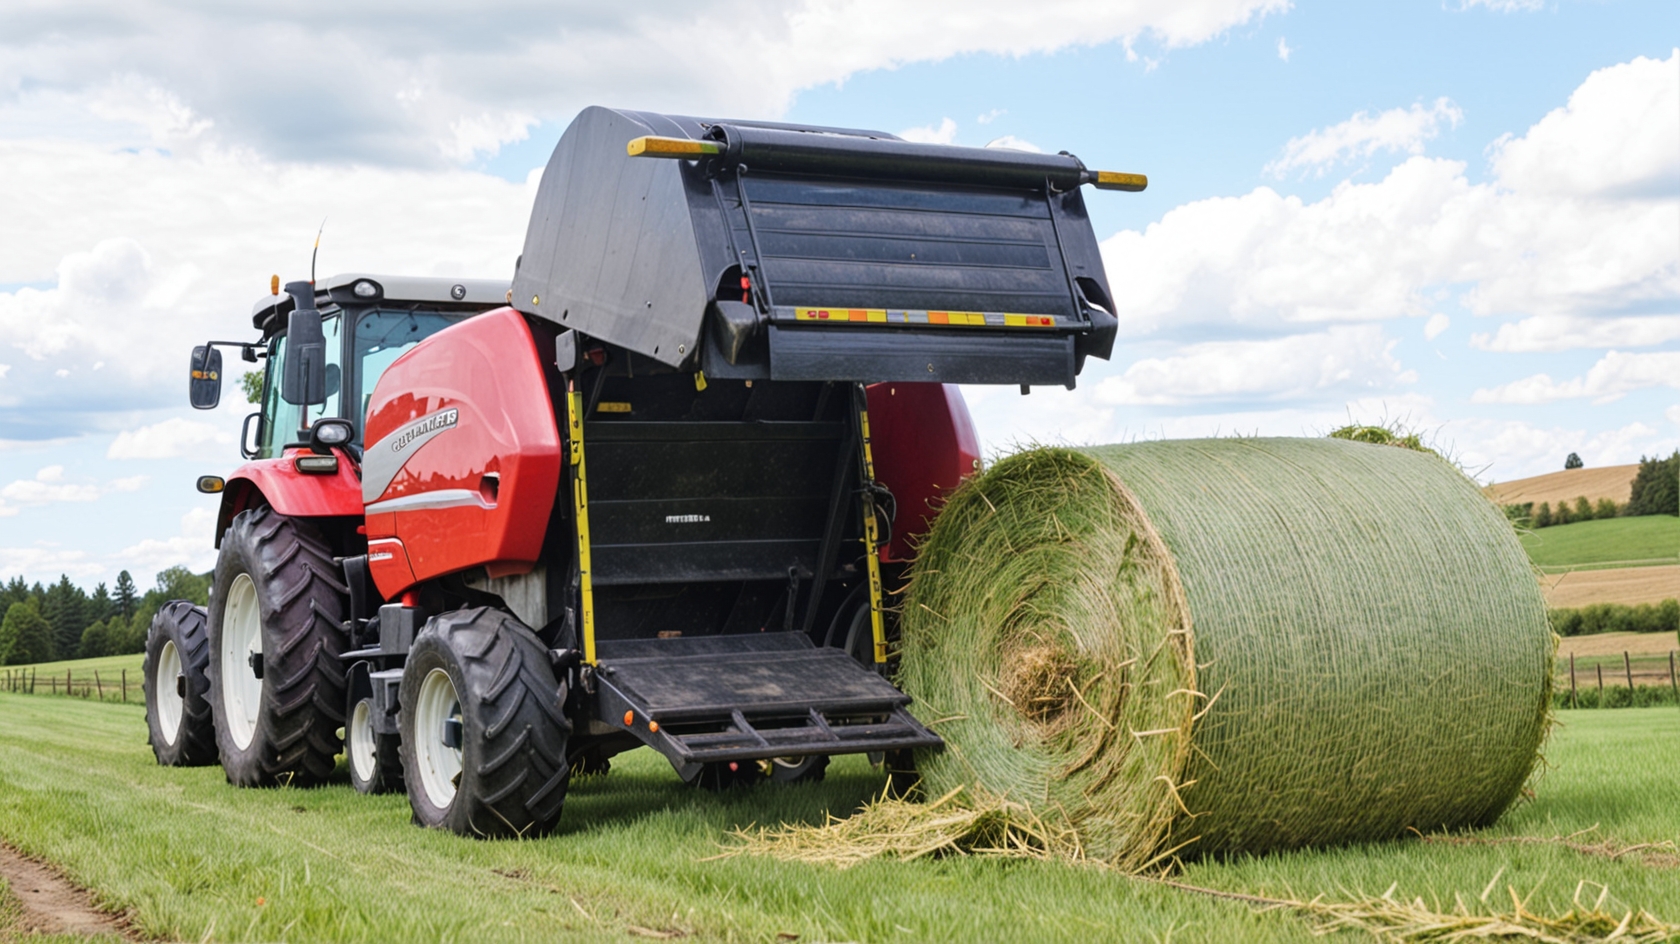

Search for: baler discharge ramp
xmin=591 ymin=634 xmax=940 ymax=778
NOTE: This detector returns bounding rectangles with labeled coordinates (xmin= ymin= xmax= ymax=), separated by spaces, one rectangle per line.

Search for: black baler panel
xmin=583 ymin=420 xmax=845 ymax=585
xmin=744 ymin=177 xmax=1076 ymax=317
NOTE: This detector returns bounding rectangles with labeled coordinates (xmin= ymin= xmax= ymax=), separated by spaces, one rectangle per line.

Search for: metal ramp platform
xmin=590 ymin=633 xmax=941 ymax=774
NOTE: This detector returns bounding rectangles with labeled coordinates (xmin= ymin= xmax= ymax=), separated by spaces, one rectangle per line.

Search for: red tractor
xmin=147 ymin=106 xmax=1141 ymax=836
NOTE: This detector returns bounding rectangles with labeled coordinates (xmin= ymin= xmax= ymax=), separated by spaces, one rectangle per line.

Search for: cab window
xmin=258 ymin=314 xmax=344 ymax=458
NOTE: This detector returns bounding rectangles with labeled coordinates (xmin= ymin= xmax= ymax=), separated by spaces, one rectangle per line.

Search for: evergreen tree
xmin=1574 ymin=496 xmax=1593 ymax=521
xmin=42 ymin=575 xmax=90 ymax=661
xmin=1534 ymin=501 xmax=1553 ymax=528
xmin=0 ymin=576 xmax=27 ymax=612
xmin=114 ymin=570 xmax=137 ymax=620
xmin=1 ymin=600 xmax=57 ymax=665
xmin=89 ymin=582 xmax=113 ymax=622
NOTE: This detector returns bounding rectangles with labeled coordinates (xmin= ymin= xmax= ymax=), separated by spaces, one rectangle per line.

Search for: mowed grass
xmin=0 ymin=695 xmax=1677 ymax=943
xmin=1520 ymin=515 xmax=1680 ymax=569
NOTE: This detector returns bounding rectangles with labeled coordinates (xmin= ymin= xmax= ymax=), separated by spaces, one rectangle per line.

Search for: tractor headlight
xmin=309 ymin=418 xmax=355 ymax=455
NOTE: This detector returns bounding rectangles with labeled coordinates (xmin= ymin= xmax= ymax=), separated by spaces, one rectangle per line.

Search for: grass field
xmin=1519 ymin=515 xmax=1680 ymax=570
xmin=0 ymin=693 xmax=1677 ymax=942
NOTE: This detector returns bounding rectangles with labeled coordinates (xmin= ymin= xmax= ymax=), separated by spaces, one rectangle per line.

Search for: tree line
xmin=0 ymin=568 xmax=212 ymax=666
xmin=1504 ymin=451 xmax=1680 ymax=529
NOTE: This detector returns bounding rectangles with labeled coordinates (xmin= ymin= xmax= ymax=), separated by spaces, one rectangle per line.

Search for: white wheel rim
xmin=350 ymin=698 xmax=377 ymax=783
xmin=156 ymin=640 xmax=184 ymax=745
xmin=221 ymin=572 xmax=263 ymax=750
xmin=414 ymin=668 xmax=463 ymax=809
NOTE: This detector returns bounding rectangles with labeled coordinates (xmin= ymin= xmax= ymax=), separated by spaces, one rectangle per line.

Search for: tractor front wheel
xmin=206 ymin=507 xmax=348 ymax=787
xmin=348 ymin=696 xmax=404 ymax=794
xmin=143 ymin=601 xmax=217 ymax=766
xmin=400 ymin=607 xmax=572 ymax=837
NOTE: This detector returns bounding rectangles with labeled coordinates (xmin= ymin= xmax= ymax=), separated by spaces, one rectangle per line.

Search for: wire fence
xmin=3 ymin=667 xmax=135 ymax=702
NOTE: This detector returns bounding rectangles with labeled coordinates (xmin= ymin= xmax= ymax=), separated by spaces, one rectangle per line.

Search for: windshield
xmin=353 ymin=310 xmax=465 ymax=433
xmin=258 ymin=313 xmax=343 ymax=458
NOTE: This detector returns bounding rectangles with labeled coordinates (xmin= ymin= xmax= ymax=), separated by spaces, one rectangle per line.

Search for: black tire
xmin=143 ymin=601 xmax=217 ymax=766
xmin=348 ymin=696 xmax=404 ymax=795
xmin=682 ymin=760 xmax=766 ymax=791
xmin=768 ymin=754 xmax=829 ymax=784
xmin=206 ymin=507 xmax=348 ymax=788
xmin=400 ymin=607 xmax=571 ymax=837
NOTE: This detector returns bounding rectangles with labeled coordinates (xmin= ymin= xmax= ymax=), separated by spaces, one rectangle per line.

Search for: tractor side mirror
xmin=189 ymin=345 xmax=223 ymax=410
xmin=281 ymin=308 xmax=327 ymax=405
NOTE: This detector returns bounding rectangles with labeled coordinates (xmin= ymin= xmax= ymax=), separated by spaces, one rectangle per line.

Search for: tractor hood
xmin=512 ymin=106 xmax=1136 ymax=387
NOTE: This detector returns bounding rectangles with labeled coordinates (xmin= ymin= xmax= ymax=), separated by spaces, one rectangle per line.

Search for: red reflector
xmin=740 ymin=276 xmax=751 ymax=289
xmin=728 ymin=762 xmax=739 ymax=771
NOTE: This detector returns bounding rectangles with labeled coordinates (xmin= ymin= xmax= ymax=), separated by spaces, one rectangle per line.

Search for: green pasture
xmin=1520 ymin=515 xmax=1680 ymax=570
xmin=0 ymin=692 xmax=1677 ymax=942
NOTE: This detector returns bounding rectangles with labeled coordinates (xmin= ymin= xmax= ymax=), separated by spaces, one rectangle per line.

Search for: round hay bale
xmin=898 ymin=438 xmax=1552 ymax=869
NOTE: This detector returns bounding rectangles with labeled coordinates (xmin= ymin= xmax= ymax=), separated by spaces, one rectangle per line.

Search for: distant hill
xmin=1484 ymin=464 xmax=1638 ymax=508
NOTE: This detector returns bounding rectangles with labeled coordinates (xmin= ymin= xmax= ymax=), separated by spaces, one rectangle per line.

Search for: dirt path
xmin=0 ymin=842 xmax=130 ymax=940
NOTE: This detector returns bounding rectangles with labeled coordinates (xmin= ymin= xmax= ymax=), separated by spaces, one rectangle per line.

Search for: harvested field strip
xmin=1542 ymin=566 xmax=1680 ymax=609
xmin=2 ymin=696 xmax=1679 ymax=942
xmin=1486 ymin=464 xmax=1639 ymax=507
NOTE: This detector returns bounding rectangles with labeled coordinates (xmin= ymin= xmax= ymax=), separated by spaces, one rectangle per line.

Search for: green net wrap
xmin=898 ymin=439 xmax=1552 ymax=869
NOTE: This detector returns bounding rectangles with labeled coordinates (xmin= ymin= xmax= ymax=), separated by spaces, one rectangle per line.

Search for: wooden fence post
xmin=1625 ymin=651 xmax=1634 ymax=692
xmin=121 ymin=669 xmax=127 ymax=704
xmin=1570 ymin=653 xmax=1577 ymax=708
xmin=1670 ymin=651 xmax=1677 ymax=706
xmin=66 ymin=669 xmax=72 ymax=697
xmin=94 ymin=671 xmax=103 ymax=701
xmin=1597 ymin=664 xmax=1603 ymax=696
xmin=50 ymin=676 xmax=56 ymax=695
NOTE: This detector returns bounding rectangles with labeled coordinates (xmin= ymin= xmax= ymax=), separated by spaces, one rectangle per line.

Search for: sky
xmin=0 ymin=0 xmax=1675 ymax=588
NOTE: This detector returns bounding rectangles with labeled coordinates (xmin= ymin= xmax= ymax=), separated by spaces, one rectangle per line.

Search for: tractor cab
xmin=191 ymin=274 xmax=508 ymax=457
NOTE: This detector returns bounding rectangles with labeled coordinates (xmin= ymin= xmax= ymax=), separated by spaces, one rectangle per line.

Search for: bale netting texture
xmin=897 ymin=437 xmax=1552 ymax=870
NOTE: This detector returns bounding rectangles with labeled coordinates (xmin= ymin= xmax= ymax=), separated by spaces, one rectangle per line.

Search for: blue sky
xmin=0 ymin=0 xmax=1675 ymax=588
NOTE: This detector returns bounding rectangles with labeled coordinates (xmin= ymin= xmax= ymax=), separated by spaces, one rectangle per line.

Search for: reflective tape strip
xmin=787 ymin=307 xmax=1061 ymax=328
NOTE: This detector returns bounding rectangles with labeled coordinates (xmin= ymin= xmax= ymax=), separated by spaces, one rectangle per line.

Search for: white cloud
xmin=0 ymin=465 xmax=150 ymax=517
xmin=1470 ymin=314 xmax=1680 ymax=352
xmin=1490 ymin=50 xmax=1680 ymax=199
xmin=114 ymin=507 xmax=217 ymax=577
xmin=900 ymin=118 xmax=959 ymax=145
xmin=1265 ymin=98 xmax=1463 ymax=177
xmin=1277 ymin=37 xmax=1291 ymax=61
xmin=0 ymin=147 xmax=536 ymax=437
xmin=1667 ymin=404 xmax=1680 ymax=427
xmin=1464 ymin=420 xmax=1663 ymax=485
xmin=1104 ymin=52 xmax=1680 ymax=338
xmin=0 ymin=0 xmax=1287 ymax=167
xmin=985 ymin=135 xmax=1043 ymax=153
xmin=107 ymin=418 xmax=234 ymax=460
xmin=1471 ymin=351 xmax=1680 ymax=404
xmin=1095 ymin=325 xmax=1413 ymax=405
xmin=1424 ymin=313 xmax=1450 ymax=340
xmin=976 ymin=109 xmax=1006 ymax=124
xmin=1457 ymin=0 xmax=1546 ymax=13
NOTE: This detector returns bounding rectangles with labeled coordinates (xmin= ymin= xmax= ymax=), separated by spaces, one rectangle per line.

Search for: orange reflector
xmin=647 ymin=721 xmax=659 ymax=733
xmin=622 ymin=710 xmax=634 ymax=726
xmin=270 ymin=274 xmax=280 ymax=295
xmin=627 ymin=136 xmax=722 ymax=158
xmin=1093 ymin=170 xmax=1148 ymax=192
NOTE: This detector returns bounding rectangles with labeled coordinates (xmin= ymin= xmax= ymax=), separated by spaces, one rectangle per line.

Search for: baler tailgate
xmin=592 ymin=634 xmax=941 ymax=769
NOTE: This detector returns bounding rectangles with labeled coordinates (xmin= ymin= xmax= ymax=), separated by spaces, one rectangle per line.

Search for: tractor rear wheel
xmin=143 ymin=601 xmax=217 ymax=766
xmin=206 ymin=507 xmax=348 ymax=787
xmin=400 ymin=607 xmax=572 ymax=837
xmin=348 ymin=696 xmax=404 ymax=794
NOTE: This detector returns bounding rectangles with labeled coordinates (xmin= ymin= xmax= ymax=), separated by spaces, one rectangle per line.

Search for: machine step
xmin=591 ymin=633 xmax=942 ymax=770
